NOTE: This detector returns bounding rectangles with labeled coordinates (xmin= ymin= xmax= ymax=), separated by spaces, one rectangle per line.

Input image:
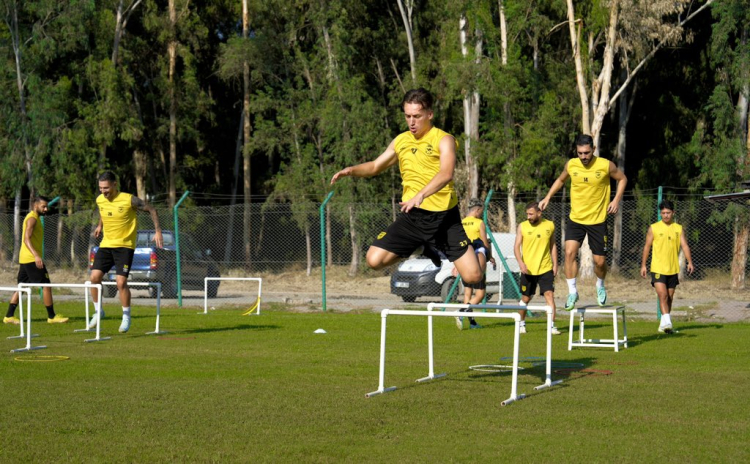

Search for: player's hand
xmin=399 ymin=194 xmax=423 ymax=213
xmin=489 ymin=257 xmax=496 ymax=266
xmin=35 ymin=257 xmax=44 ymax=269
xmin=640 ymin=266 xmax=648 ymax=279
xmin=538 ymin=198 xmax=549 ymax=211
xmin=94 ymin=224 xmax=102 ymax=238
xmin=153 ymin=230 xmax=164 ymax=249
xmin=553 ymin=265 xmax=558 ymax=277
xmin=330 ymin=167 xmax=353 ymax=185
xmin=607 ymin=200 xmax=620 ymax=214
xmin=687 ymin=263 xmax=695 ymax=275
xmin=519 ymin=262 xmax=529 ymax=275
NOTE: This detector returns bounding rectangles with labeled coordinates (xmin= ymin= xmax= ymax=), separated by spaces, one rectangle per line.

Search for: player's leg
xmin=113 ymin=248 xmax=135 ymax=333
xmin=652 ymin=278 xmax=672 ymax=333
xmin=587 ymin=223 xmax=609 ymax=305
xmin=365 ymin=246 xmax=403 ymax=270
xmin=563 ymin=240 xmax=581 ymax=309
xmin=366 ymin=213 xmax=423 ymax=270
xmin=3 ymin=266 xmax=25 ymax=324
xmin=518 ymin=274 xmax=536 ymax=333
xmin=538 ymin=270 xmax=559 ymax=334
xmin=452 ymin=247 xmax=481 ymax=284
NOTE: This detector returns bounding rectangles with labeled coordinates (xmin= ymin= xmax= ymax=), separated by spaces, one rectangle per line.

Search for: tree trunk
xmin=56 ymin=202 xmax=65 ymax=264
xmin=67 ymin=199 xmax=76 ymax=267
xmin=168 ymin=0 xmax=178 ymax=208
xmin=305 ymin=222 xmax=312 ymax=277
xmin=612 ymin=70 xmax=636 ymax=274
xmin=731 ymin=219 xmax=748 ymax=290
xmin=348 ymin=205 xmax=360 ymax=276
xmin=396 ymin=0 xmax=417 ymax=85
xmin=133 ymin=149 xmax=147 ymax=199
xmin=566 ymin=0 xmax=590 ymax=135
xmin=242 ymin=0 xmax=252 ymax=270
xmin=0 ymin=198 xmax=7 ymax=264
xmin=223 ymin=110 xmax=244 ymax=265
xmin=589 ymin=0 xmax=620 ymax=149
xmin=13 ymin=190 xmax=22 ymax=263
xmin=507 ymin=183 xmax=516 ymax=232
xmin=460 ymin=14 xmax=481 ymax=199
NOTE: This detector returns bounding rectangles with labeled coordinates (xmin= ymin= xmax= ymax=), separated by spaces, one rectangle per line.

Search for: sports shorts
xmin=565 ymin=220 xmax=608 ymax=256
xmin=651 ymin=272 xmax=679 ymax=289
xmin=92 ymin=247 xmax=136 ymax=277
xmin=17 ymin=262 xmax=51 ymax=284
xmin=371 ymin=206 xmax=470 ymax=262
xmin=520 ymin=270 xmax=555 ymax=297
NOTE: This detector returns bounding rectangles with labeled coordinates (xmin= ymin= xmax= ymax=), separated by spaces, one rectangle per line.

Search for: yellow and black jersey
xmin=568 ymin=157 xmax=611 ymax=225
xmin=462 ymin=216 xmax=484 ymax=242
xmin=649 ymin=221 xmax=683 ymax=275
xmin=97 ymin=192 xmax=137 ymax=249
xmin=19 ymin=211 xmax=43 ymax=264
xmin=520 ymin=218 xmax=555 ymax=275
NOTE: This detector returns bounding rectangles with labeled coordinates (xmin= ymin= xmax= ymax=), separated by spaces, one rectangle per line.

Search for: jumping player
xmin=640 ymin=200 xmax=694 ymax=334
xmin=330 ymin=88 xmax=482 ymax=285
xmin=538 ymin=134 xmax=627 ymax=310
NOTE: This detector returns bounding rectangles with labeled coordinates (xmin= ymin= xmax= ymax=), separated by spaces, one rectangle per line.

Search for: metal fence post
xmin=321 ymin=191 xmax=334 ymax=311
xmin=484 ymin=190 xmax=522 ymax=301
xmin=174 ymin=191 xmax=190 ymax=307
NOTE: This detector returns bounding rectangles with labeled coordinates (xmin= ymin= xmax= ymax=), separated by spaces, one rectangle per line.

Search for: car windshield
xmin=137 ymin=231 xmax=174 ymax=246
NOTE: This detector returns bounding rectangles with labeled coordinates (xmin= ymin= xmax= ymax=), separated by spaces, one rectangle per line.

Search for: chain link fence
xmin=0 ymin=192 xmax=747 ymax=320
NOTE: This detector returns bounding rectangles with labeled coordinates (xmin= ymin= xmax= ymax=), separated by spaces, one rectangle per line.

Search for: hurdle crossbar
xmin=15 ymin=283 xmax=106 ymax=351
xmin=367 ymin=306 xmax=537 ymax=406
xmin=202 ymin=277 xmax=262 ymax=315
xmin=86 ymin=281 xmax=166 ymax=335
xmin=1 ymin=286 xmax=34 ymax=343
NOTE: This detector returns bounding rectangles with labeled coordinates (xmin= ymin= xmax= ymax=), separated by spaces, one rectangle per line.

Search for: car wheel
xmin=103 ymin=285 xmax=118 ymax=298
xmin=441 ymin=278 xmax=460 ymax=303
xmin=401 ymin=295 xmax=416 ymax=303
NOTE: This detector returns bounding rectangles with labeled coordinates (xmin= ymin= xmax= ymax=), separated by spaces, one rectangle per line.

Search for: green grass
xmin=2 ymin=301 xmax=749 ymax=463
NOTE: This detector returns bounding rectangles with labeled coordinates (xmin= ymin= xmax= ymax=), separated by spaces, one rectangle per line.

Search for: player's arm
xmin=330 ymin=140 xmax=398 ymax=185
xmin=680 ymin=229 xmax=695 ymax=275
xmin=640 ymin=226 xmax=654 ymax=279
xmin=513 ymin=224 xmax=528 ymax=275
xmin=538 ymin=161 xmax=570 ymax=211
xmin=94 ymin=209 xmax=103 ymax=239
xmin=399 ymin=134 xmax=457 ymax=213
xmin=132 ymin=196 xmax=163 ymax=248
xmin=550 ymin=236 xmax=558 ymax=277
xmin=23 ymin=217 xmax=43 ymax=269
xmin=607 ymin=161 xmax=628 ymax=214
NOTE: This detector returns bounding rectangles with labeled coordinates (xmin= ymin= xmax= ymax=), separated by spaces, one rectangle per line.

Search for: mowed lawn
xmin=2 ymin=301 xmax=749 ymax=463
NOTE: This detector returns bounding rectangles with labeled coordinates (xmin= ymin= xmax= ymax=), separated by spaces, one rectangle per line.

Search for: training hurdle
xmin=366 ymin=303 xmax=562 ymax=406
xmin=202 ymin=277 xmax=262 ymax=315
xmin=568 ymin=305 xmax=628 ymax=352
xmin=2 ymin=286 xmax=33 ymax=342
xmin=14 ymin=283 xmax=105 ymax=352
xmin=84 ymin=281 xmax=166 ymax=335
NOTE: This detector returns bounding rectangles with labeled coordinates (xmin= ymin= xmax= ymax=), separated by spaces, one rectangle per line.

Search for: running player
xmin=455 ymin=198 xmax=495 ymax=330
xmin=513 ymin=202 xmax=560 ymax=334
xmin=4 ymin=196 xmax=68 ymax=325
xmin=330 ymin=88 xmax=482 ymax=285
xmin=538 ymin=134 xmax=627 ymax=310
xmin=88 ymin=172 xmax=163 ymax=333
xmin=640 ymin=200 xmax=694 ymax=334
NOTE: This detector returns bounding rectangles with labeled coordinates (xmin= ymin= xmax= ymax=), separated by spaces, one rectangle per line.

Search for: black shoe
xmin=421 ymin=244 xmax=442 ymax=268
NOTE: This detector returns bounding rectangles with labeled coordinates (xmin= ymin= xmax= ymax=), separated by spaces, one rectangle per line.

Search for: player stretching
xmin=539 ymin=134 xmax=627 ymax=310
xmin=330 ymin=88 xmax=482 ymax=285
xmin=640 ymin=200 xmax=694 ymax=334
xmin=88 ymin=172 xmax=162 ymax=333
xmin=4 ymin=196 xmax=68 ymax=325
xmin=513 ymin=202 xmax=559 ymax=334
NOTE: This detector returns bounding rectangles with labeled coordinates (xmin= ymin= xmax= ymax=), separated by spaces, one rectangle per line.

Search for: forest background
xmin=1 ymin=0 xmax=748 ymax=286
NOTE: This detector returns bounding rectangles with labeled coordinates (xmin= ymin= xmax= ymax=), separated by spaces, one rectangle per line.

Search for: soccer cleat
xmin=550 ymin=326 xmax=561 ymax=335
xmin=3 ymin=316 xmax=20 ymax=325
xmin=87 ymin=309 xmax=105 ymax=329
xmin=564 ymin=293 xmax=579 ymax=310
xmin=47 ymin=314 xmax=69 ymax=324
xmin=658 ymin=325 xmax=674 ymax=334
xmin=455 ymin=316 xmax=465 ymax=330
xmin=469 ymin=323 xmax=482 ymax=329
xmin=597 ymin=286 xmax=607 ymax=306
xmin=119 ymin=313 xmax=131 ymax=333
xmin=519 ymin=325 xmax=527 ymax=334
xmin=421 ymin=244 xmax=443 ymax=268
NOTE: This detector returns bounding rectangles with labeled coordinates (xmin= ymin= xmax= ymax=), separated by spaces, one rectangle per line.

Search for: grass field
xmin=2 ymin=301 xmax=749 ymax=463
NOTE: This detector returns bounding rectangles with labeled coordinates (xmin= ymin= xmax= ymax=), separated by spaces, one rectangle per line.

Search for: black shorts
xmin=651 ymin=273 xmax=679 ymax=289
xmin=565 ymin=220 xmax=608 ymax=255
xmin=92 ymin=248 xmax=135 ymax=277
xmin=470 ymin=238 xmax=492 ymax=259
xmin=463 ymin=274 xmax=486 ymax=290
xmin=17 ymin=262 xmax=51 ymax=284
xmin=520 ymin=270 xmax=555 ymax=297
xmin=371 ymin=206 xmax=470 ymax=262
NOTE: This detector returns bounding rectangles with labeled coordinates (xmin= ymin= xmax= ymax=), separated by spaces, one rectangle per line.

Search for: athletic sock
xmin=45 ymin=305 xmax=55 ymax=319
xmin=567 ymin=278 xmax=577 ymax=294
xmin=661 ymin=313 xmax=671 ymax=326
xmin=596 ymin=277 xmax=605 ymax=289
xmin=6 ymin=303 xmax=18 ymax=318
xmin=519 ymin=321 xmax=526 ymax=326
xmin=122 ymin=307 xmax=130 ymax=316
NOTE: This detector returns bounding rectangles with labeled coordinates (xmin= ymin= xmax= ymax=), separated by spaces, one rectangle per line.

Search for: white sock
xmin=94 ymin=301 xmax=102 ymax=314
xmin=518 ymin=300 xmax=527 ymax=307
xmin=567 ymin=278 xmax=577 ymax=294
xmin=596 ymin=277 xmax=605 ymax=289
xmin=661 ymin=313 xmax=671 ymax=326
xmin=520 ymin=321 xmax=526 ymax=326
xmin=122 ymin=307 xmax=130 ymax=316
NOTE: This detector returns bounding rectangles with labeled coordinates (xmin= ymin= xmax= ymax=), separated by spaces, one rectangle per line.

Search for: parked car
xmin=390 ymin=233 xmax=520 ymax=303
xmin=89 ymin=230 xmax=220 ymax=298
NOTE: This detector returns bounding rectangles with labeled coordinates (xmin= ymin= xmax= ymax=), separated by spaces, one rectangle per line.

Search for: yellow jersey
xmin=520 ymin=219 xmax=555 ymax=275
xmin=19 ymin=211 xmax=43 ymax=264
xmin=97 ymin=192 xmax=137 ymax=249
xmin=462 ymin=216 xmax=484 ymax=241
xmin=394 ymin=126 xmax=459 ymax=212
xmin=650 ymin=221 xmax=682 ymax=275
xmin=568 ymin=157 xmax=611 ymax=225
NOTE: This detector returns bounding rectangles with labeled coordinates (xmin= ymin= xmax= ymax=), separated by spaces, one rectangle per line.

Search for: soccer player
xmin=330 ymin=88 xmax=482 ymax=285
xmin=455 ymin=198 xmax=495 ymax=330
xmin=640 ymin=200 xmax=694 ymax=334
xmin=4 ymin=196 xmax=68 ymax=325
xmin=88 ymin=172 xmax=163 ymax=333
xmin=538 ymin=134 xmax=627 ymax=310
xmin=513 ymin=202 xmax=560 ymax=335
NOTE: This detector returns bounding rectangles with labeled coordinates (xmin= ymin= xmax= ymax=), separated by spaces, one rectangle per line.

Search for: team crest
xmin=595 ymin=171 xmax=602 ymax=179
xmin=123 ymin=265 xmax=129 ymax=271
xmin=521 ymin=285 xmax=526 ymax=292
xmin=426 ymin=144 xmax=433 ymax=154
xmin=377 ymin=232 xmax=386 ymax=239
xmin=655 ymin=273 xmax=661 ymax=279
xmin=411 ymin=148 xmax=418 ymax=154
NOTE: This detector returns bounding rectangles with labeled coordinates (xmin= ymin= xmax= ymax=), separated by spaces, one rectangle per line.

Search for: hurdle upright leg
xmin=11 ymin=289 xmax=46 ymax=353
xmin=366 ymin=310 xmax=396 ymax=397
xmin=416 ymin=311 xmax=446 ymax=383
xmin=535 ymin=306 xmax=563 ymax=390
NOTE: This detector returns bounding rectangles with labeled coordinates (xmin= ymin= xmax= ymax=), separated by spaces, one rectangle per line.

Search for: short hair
xmin=402 ymin=88 xmax=434 ymax=111
xmin=33 ymin=195 xmax=50 ymax=204
xmin=526 ymin=201 xmax=541 ymax=212
xmin=467 ymin=198 xmax=484 ymax=210
xmin=98 ymin=171 xmax=117 ymax=183
xmin=659 ymin=200 xmax=675 ymax=211
xmin=575 ymin=134 xmax=594 ymax=147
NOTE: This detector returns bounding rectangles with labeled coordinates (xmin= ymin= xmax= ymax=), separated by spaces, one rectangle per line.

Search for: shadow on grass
xmin=626 ymin=323 xmax=723 ymax=347
xmin=176 ymin=324 xmax=281 ymax=335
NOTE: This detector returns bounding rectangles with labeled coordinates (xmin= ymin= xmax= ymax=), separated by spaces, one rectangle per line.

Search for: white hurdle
xmin=14 ymin=283 xmax=106 ymax=352
xmin=85 ymin=281 xmax=166 ymax=335
xmin=202 ymin=277 xmax=262 ymax=315
xmin=1 ymin=286 xmax=33 ymax=342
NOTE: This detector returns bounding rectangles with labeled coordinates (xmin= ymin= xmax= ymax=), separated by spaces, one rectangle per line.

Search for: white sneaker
xmin=519 ymin=325 xmax=527 ymax=334
xmin=550 ymin=326 xmax=561 ymax=335
xmin=119 ymin=313 xmax=131 ymax=333
xmin=87 ymin=309 xmax=105 ymax=329
xmin=455 ymin=316 xmax=464 ymax=330
xmin=658 ymin=324 xmax=673 ymax=334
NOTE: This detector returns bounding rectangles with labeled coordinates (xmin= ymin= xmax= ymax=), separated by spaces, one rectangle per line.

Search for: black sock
xmin=45 ymin=305 xmax=55 ymax=319
xmin=6 ymin=303 xmax=18 ymax=318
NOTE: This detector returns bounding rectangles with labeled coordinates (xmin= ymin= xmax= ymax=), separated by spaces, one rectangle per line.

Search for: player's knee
xmin=365 ymin=254 xmax=385 ymax=270
xmin=461 ymin=269 xmax=482 ymax=284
